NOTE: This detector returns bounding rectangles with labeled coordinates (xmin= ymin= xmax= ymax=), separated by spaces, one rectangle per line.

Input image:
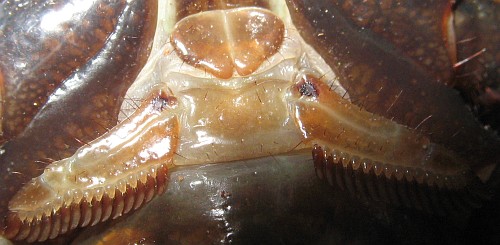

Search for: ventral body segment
xmin=3 ymin=6 xmax=346 ymax=242
xmin=2 ymin=2 xmax=496 ymax=244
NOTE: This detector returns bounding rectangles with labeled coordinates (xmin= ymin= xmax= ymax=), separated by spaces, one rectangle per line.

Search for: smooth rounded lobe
xmin=171 ymin=7 xmax=285 ymax=79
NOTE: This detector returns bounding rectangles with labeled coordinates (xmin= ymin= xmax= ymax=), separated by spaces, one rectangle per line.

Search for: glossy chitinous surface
xmin=0 ymin=0 xmax=499 ymax=244
xmin=0 ymin=0 xmax=158 ymax=243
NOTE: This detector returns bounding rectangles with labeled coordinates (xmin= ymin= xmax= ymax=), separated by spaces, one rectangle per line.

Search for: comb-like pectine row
xmin=312 ymin=145 xmax=489 ymax=216
xmin=4 ymin=164 xmax=169 ymax=243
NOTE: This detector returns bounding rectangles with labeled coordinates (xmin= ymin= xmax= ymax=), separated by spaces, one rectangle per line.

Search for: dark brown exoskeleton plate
xmin=0 ymin=0 xmax=499 ymax=244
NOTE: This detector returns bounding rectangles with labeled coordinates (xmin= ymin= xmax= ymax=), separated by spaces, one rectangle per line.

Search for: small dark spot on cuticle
xmin=298 ymin=81 xmax=319 ymax=97
xmin=151 ymin=94 xmax=177 ymax=112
